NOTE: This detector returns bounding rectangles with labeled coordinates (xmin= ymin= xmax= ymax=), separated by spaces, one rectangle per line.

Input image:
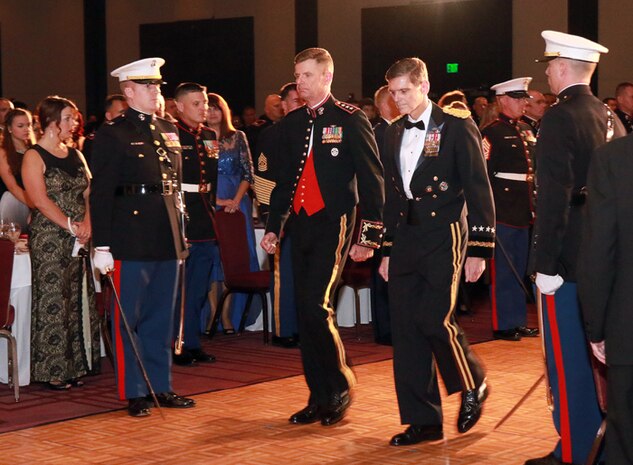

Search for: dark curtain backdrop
xmin=361 ymin=0 xmax=512 ymax=102
xmin=140 ymin=17 xmax=255 ymax=114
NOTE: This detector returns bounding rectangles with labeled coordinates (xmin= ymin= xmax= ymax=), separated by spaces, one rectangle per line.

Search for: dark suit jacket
xmin=530 ymin=85 xmax=625 ymax=281
xmin=267 ymin=95 xmax=384 ymax=248
xmin=90 ymin=108 xmax=187 ymax=261
xmin=382 ymin=102 xmax=495 ymax=258
xmin=578 ymin=133 xmax=633 ymax=365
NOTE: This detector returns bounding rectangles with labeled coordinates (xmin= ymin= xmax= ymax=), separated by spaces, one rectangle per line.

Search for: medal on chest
xmin=423 ymin=128 xmax=441 ymax=157
xmin=322 ymin=126 xmax=343 ymax=144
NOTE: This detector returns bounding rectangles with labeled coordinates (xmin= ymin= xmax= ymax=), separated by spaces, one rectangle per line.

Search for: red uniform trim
xmin=112 ymin=261 xmax=127 ymax=400
xmin=490 ymin=257 xmax=498 ymax=330
xmin=545 ymin=295 xmax=572 ymax=462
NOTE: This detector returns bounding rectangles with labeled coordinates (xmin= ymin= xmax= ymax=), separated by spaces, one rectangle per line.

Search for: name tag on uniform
xmin=503 ymin=135 xmax=518 ymax=140
xmin=322 ymin=126 xmax=343 ymax=144
xmin=203 ymin=140 xmax=219 ymax=158
xmin=161 ymin=132 xmax=181 ymax=148
xmin=423 ymin=129 xmax=441 ymax=157
xmin=130 ymin=141 xmax=145 ymax=146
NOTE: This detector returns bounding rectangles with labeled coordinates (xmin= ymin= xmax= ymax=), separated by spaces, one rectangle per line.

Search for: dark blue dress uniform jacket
xmin=90 ymin=109 xmax=187 ymax=261
xmin=530 ymin=85 xmax=625 ymax=281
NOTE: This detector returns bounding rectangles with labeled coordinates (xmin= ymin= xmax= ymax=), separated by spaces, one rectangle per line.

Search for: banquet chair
xmin=207 ymin=210 xmax=271 ymax=344
xmin=336 ymin=258 xmax=373 ymax=340
xmin=0 ymin=238 xmax=19 ymax=401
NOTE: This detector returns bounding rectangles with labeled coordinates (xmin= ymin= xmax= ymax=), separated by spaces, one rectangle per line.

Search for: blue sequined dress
xmin=216 ymin=130 xmax=261 ymax=328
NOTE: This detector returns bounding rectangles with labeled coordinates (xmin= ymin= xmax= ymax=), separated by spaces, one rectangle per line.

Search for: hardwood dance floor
xmin=0 ymin=337 xmax=558 ymax=464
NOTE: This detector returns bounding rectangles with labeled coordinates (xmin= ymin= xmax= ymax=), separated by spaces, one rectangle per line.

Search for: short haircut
xmin=374 ymin=85 xmax=390 ymax=105
xmin=385 ymin=57 xmax=429 ymax=86
xmin=615 ymin=82 xmax=633 ymax=97
xmin=36 ymin=95 xmax=77 ymax=132
xmin=174 ymin=82 xmax=208 ymax=100
xmin=104 ymin=94 xmax=126 ymax=111
xmin=279 ymin=82 xmax=297 ymax=101
xmin=294 ymin=48 xmax=334 ymax=72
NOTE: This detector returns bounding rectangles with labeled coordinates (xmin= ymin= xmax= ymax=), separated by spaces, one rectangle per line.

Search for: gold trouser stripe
xmin=322 ymin=214 xmax=356 ymax=389
xmin=273 ymin=245 xmax=282 ymax=337
xmin=443 ymin=222 xmax=476 ymax=390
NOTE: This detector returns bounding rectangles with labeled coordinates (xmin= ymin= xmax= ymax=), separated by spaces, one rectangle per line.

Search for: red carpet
xmin=0 ymin=289 xmax=537 ymax=435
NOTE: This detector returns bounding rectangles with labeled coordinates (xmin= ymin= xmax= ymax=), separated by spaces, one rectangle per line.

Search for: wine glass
xmin=6 ymin=222 xmax=21 ymax=243
xmin=0 ymin=219 xmax=10 ymax=239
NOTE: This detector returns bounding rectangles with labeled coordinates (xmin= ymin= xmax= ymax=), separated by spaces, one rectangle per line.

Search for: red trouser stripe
xmin=545 ymin=294 xmax=572 ymax=462
xmin=490 ymin=258 xmax=498 ymax=329
xmin=112 ymin=261 xmax=127 ymax=400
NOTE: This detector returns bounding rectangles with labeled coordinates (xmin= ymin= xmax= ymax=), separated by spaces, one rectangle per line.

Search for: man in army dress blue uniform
xmin=91 ymin=58 xmax=195 ymax=417
xmin=379 ymin=57 xmax=495 ymax=446
xmin=261 ymin=48 xmax=384 ymax=427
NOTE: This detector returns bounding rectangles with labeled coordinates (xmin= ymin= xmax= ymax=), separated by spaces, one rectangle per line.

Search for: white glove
xmin=535 ymin=272 xmax=564 ymax=295
xmin=93 ymin=247 xmax=114 ymax=275
xmin=590 ymin=341 xmax=606 ymax=365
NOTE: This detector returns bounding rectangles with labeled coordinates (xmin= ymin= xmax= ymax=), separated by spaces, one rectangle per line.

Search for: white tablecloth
xmin=0 ymin=253 xmax=31 ymax=386
xmin=248 ymin=229 xmax=371 ymax=330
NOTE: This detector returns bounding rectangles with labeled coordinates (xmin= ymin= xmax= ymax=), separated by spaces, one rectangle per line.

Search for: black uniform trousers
xmin=607 ymin=365 xmax=633 ymax=465
xmin=288 ymin=208 xmax=356 ymax=406
xmin=389 ymin=216 xmax=485 ymax=426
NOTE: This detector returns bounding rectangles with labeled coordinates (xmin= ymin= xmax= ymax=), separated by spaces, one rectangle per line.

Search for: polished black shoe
xmin=457 ymin=381 xmax=488 ymax=433
xmin=289 ymin=403 xmax=320 ymax=424
xmin=271 ymin=336 xmax=299 ymax=348
xmin=189 ymin=348 xmax=216 ymax=363
xmin=128 ymin=397 xmax=151 ymax=417
xmin=47 ymin=380 xmax=72 ymax=391
xmin=320 ymin=391 xmax=352 ymax=426
xmin=516 ymin=326 xmax=540 ymax=337
xmin=492 ymin=329 xmax=521 ymax=341
xmin=524 ymin=452 xmax=572 ymax=465
xmin=389 ymin=424 xmax=443 ymax=446
xmin=148 ymin=392 xmax=196 ymax=408
xmin=173 ymin=349 xmax=197 ymax=366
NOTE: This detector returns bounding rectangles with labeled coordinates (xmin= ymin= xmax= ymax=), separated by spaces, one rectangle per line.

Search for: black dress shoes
xmin=289 ymin=403 xmax=320 ymax=424
xmin=128 ymin=397 xmax=151 ymax=417
xmin=517 ymin=326 xmax=540 ymax=337
xmin=271 ymin=336 xmax=299 ymax=348
xmin=320 ymin=391 xmax=352 ymax=426
xmin=173 ymin=349 xmax=197 ymax=366
xmin=524 ymin=452 xmax=572 ymax=465
xmin=148 ymin=392 xmax=196 ymax=408
xmin=492 ymin=329 xmax=521 ymax=341
xmin=389 ymin=424 xmax=443 ymax=446
xmin=189 ymin=348 xmax=216 ymax=363
xmin=457 ymin=381 xmax=488 ymax=433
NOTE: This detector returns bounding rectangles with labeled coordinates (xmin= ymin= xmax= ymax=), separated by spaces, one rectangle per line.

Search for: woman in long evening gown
xmin=22 ymin=96 xmax=100 ymax=390
xmin=206 ymin=93 xmax=260 ymax=332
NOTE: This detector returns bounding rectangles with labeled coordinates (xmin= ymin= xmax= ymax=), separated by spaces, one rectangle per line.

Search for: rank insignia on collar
xmin=138 ymin=113 xmax=146 ymax=121
xmin=322 ymin=126 xmax=343 ymax=144
xmin=318 ymin=107 xmax=324 ymax=115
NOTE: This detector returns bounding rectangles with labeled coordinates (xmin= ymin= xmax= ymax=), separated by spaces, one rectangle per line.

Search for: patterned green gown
xmin=29 ymin=145 xmax=101 ymax=383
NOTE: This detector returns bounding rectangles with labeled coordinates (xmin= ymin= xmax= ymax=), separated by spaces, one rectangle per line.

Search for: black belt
xmin=115 ymin=182 xmax=174 ymax=196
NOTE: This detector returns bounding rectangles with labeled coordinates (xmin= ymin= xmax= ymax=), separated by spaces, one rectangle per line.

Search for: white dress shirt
xmin=400 ymin=103 xmax=433 ymax=199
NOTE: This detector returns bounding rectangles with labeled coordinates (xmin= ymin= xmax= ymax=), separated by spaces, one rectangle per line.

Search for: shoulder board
xmin=334 ymin=100 xmax=360 ymax=114
xmin=154 ymin=116 xmax=178 ymax=130
xmin=442 ymin=105 xmax=471 ymax=119
xmin=389 ymin=114 xmax=406 ymax=125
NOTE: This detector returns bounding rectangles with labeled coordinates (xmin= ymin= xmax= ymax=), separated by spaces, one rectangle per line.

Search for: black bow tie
xmin=404 ymin=119 xmax=425 ymax=130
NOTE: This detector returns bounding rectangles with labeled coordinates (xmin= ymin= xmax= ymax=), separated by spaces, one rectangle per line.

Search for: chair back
xmin=214 ymin=210 xmax=252 ymax=284
xmin=0 ymin=238 xmax=15 ymax=327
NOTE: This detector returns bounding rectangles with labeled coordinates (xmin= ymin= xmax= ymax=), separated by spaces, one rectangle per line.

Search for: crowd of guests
xmin=1 ymin=37 xmax=633 ymax=464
